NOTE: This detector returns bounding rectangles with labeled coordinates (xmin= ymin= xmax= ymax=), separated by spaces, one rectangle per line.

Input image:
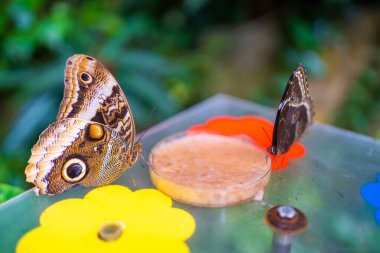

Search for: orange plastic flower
xmin=187 ymin=115 xmax=306 ymax=170
xmin=17 ymin=185 xmax=196 ymax=253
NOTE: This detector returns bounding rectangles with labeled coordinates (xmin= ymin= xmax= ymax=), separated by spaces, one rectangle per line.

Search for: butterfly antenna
xmin=138 ymin=151 xmax=149 ymax=166
xmin=261 ymin=126 xmax=272 ymax=145
xmin=260 ymin=127 xmax=281 ymax=169
xmin=140 ymin=147 xmax=153 ymax=165
xmin=136 ymin=107 xmax=157 ymax=144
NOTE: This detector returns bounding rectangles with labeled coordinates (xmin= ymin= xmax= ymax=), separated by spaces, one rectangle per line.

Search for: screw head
xmin=98 ymin=221 xmax=125 ymax=241
xmin=277 ymin=205 xmax=297 ymax=219
xmin=264 ymin=205 xmax=307 ymax=235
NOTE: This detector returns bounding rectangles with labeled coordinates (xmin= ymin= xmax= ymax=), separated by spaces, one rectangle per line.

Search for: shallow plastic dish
xmin=149 ymin=132 xmax=271 ymax=207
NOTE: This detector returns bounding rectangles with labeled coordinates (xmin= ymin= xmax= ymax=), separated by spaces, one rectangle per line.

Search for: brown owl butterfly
xmin=25 ymin=54 xmax=142 ymax=195
xmin=269 ymin=64 xmax=314 ymax=155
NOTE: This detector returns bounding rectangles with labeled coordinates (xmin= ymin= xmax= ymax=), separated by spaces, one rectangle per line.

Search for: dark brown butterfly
xmin=269 ymin=64 xmax=314 ymax=155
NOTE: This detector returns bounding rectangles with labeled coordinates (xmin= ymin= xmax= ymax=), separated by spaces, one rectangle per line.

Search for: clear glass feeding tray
xmin=1 ymin=94 xmax=380 ymax=253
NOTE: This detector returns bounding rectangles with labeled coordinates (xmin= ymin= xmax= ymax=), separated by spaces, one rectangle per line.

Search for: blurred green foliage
xmin=1 ymin=0 xmax=379 ymax=202
xmin=335 ymin=49 xmax=380 ymax=137
xmin=0 ymin=0 xmax=271 ymax=197
xmin=0 ymin=183 xmax=24 ymax=204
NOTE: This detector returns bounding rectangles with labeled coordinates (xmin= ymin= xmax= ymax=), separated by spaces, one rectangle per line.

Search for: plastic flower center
xmin=98 ymin=221 xmax=125 ymax=242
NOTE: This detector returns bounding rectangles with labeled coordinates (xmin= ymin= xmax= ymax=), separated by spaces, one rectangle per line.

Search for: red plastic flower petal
xmin=187 ymin=116 xmax=306 ymax=170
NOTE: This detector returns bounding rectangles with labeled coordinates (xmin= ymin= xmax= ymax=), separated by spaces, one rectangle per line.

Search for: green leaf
xmin=115 ymin=50 xmax=178 ymax=76
xmin=2 ymin=92 xmax=57 ymax=153
xmin=118 ymin=70 xmax=179 ymax=117
xmin=0 ymin=183 xmax=24 ymax=204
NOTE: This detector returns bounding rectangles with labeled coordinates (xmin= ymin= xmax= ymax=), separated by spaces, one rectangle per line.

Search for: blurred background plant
xmin=0 ymin=0 xmax=379 ymax=201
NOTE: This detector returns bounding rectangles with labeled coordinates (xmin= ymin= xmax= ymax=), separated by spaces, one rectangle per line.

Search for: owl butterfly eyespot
xmin=87 ymin=123 xmax=104 ymax=140
xmin=25 ymin=54 xmax=141 ymax=195
xmin=269 ymin=64 xmax=314 ymax=156
xmin=62 ymin=158 xmax=87 ymax=183
xmin=80 ymin=72 xmax=92 ymax=84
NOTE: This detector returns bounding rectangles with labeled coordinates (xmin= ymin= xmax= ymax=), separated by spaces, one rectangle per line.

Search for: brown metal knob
xmin=265 ymin=205 xmax=307 ymax=235
xmin=264 ymin=205 xmax=308 ymax=253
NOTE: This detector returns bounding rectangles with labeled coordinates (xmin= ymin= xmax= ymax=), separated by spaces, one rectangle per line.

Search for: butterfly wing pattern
xmin=25 ymin=55 xmax=141 ymax=195
xmin=269 ymin=64 xmax=314 ymax=155
xmin=57 ymin=55 xmax=136 ymax=147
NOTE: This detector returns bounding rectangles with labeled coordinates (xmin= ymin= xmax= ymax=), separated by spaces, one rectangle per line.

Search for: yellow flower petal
xmin=17 ymin=227 xmax=96 ymax=253
xmin=132 ymin=188 xmax=173 ymax=208
xmin=17 ymin=185 xmax=196 ymax=253
xmin=40 ymin=199 xmax=105 ymax=233
xmin=84 ymin=185 xmax=133 ymax=203
xmin=122 ymin=207 xmax=196 ymax=240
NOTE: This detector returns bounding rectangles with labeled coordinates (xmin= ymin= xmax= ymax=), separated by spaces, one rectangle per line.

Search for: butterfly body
xmin=270 ymin=64 xmax=314 ymax=156
xmin=25 ymin=55 xmax=140 ymax=195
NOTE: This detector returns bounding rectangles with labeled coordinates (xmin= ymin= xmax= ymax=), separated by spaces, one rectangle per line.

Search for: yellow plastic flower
xmin=17 ymin=185 xmax=196 ymax=253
